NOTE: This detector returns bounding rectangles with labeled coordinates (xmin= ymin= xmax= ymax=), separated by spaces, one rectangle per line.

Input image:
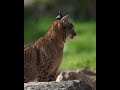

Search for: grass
xmin=24 ymin=17 xmax=96 ymax=72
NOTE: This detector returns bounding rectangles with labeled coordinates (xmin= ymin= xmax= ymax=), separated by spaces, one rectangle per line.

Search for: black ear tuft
xmin=56 ymin=10 xmax=63 ymax=20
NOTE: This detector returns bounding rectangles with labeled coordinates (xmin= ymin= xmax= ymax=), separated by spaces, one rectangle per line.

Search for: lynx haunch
xmin=24 ymin=14 xmax=76 ymax=82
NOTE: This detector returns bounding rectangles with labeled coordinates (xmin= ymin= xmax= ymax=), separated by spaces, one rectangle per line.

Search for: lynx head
xmin=57 ymin=14 xmax=76 ymax=41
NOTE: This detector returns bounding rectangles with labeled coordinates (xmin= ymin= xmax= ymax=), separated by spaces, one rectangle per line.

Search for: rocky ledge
xmin=24 ymin=80 xmax=94 ymax=90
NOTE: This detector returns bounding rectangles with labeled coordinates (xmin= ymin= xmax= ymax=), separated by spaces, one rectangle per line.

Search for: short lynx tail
xmin=56 ymin=10 xmax=63 ymax=19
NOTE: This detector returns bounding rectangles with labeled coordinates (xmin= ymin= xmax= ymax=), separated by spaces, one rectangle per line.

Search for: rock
xmin=56 ymin=70 xmax=96 ymax=90
xmin=24 ymin=80 xmax=93 ymax=90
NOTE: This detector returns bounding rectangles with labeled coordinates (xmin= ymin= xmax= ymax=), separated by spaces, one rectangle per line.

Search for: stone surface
xmin=56 ymin=70 xmax=96 ymax=90
xmin=24 ymin=80 xmax=93 ymax=90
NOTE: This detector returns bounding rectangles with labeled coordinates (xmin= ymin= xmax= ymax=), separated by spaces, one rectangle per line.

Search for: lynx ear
xmin=56 ymin=10 xmax=63 ymax=19
xmin=60 ymin=14 xmax=70 ymax=24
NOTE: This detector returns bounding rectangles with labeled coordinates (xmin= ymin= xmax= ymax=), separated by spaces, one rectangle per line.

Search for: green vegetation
xmin=24 ymin=17 xmax=96 ymax=71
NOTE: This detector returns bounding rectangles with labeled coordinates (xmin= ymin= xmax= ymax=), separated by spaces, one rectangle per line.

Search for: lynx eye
xmin=71 ymin=27 xmax=74 ymax=30
xmin=69 ymin=27 xmax=74 ymax=30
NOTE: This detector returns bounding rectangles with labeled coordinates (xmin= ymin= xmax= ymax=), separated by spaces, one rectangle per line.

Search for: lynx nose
xmin=73 ymin=33 xmax=76 ymax=36
xmin=74 ymin=33 xmax=76 ymax=36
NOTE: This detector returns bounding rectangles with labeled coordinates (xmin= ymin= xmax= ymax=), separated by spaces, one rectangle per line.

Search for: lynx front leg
xmin=37 ymin=74 xmax=49 ymax=82
xmin=37 ymin=69 xmax=50 ymax=82
xmin=48 ymin=71 xmax=60 ymax=81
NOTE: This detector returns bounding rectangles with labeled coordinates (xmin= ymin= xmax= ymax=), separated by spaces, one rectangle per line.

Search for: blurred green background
xmin=24 ymin=0 xmax=96 ymax=72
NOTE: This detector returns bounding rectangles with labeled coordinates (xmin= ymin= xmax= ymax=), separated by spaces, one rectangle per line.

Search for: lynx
xmin=24 ymin=14 xmax=76 ymax=82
